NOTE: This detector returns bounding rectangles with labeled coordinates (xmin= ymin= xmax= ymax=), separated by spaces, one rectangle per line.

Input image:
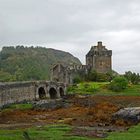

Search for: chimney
xmin=97 ymin=41 xmax=102 ymax=47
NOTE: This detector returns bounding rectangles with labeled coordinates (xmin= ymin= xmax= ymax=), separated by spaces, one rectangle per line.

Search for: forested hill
xmin=0 ymin=46 xmax=81 ymax=82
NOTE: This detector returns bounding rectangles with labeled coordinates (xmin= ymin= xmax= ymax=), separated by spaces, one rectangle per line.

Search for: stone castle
xmin=51 ymin=41 xmax=112 ymax=84
xmin=0 ymin=41 xmax=112 ymax=108
xmin=86 ymin=41 xmax=112 ymax=73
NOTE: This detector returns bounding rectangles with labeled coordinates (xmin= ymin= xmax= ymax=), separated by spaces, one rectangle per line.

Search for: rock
xmin=113 ymin=107 xmax=140 ymax=123
xmin=33 ymin=99 xmax=71 ymax=110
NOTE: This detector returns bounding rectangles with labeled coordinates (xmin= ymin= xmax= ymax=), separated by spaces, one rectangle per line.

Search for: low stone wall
xmin=0 ymin=81 xmax=66 ymax=108
xmin=0 ymin=82 xmax=36 ymax=108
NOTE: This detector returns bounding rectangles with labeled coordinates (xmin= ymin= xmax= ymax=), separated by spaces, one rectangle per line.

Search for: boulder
xmin=113 ymin=107 xmax=140 ymax=123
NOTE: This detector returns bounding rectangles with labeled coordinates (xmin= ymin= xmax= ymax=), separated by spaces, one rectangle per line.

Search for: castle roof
xmin=86 ymin=41 xmax=112 ymax=56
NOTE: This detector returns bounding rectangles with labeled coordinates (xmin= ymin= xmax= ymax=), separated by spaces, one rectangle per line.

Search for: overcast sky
xmin=0 ymin=0 xmax=140 ymax=73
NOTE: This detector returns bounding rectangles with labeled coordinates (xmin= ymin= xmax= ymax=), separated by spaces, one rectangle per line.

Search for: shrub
xmin=67 ymin=85 xmax=77 ymax=92
xmin=86 ymin=70 xmax=97 ymax=81
xmin=106 ymin=70 xmax=118 ymax=81
xmin=86 ymin=70 xmax=117 ymax=82
xmin=109 ymin=76 xmax=128 ymax=92
xmin=83 ymin=83 xmax=90 ymax=88
xmin=82 ymin=83 xmax=99 ymax=93
xmin=85 ymin=86 xmax=99 ymax=93
xmin=73 ymin=76 xmax=82 ymax=84
xmin=96 ymin=73 xmax=108 ymax=82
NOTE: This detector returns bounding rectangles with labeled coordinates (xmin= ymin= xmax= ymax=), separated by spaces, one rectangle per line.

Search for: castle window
xmin=100 ymin=61 xmax=104 ymax=66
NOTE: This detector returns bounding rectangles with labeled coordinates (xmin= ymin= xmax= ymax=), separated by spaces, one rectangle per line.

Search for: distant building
xmin=51 ymin=41 xmax=112 ymax=84
xmin=86 ymin=41 xmax=112 ymax=73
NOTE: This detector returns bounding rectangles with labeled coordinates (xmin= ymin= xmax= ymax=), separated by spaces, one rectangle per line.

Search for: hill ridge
xmin=0 ymin=46 xmax=81 ymax=82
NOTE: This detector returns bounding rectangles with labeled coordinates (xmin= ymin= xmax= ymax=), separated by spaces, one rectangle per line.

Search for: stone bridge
xmin=0 ymin=81 xmax=66 ymax=108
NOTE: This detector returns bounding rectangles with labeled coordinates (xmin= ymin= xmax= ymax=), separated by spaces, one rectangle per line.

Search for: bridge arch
xmin=59 ymin=87 xmax=64 ymax=97
xmin=38 ymin=87 xmax=46 ymax=99
xmin=49 ymin=87 xmax=57 ymax=99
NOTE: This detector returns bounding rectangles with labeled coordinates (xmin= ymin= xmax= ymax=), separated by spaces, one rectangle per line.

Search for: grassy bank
xmin=0 ymin=125 xmax=92 ymax=140
xmin=106 ymin=124 xmax=140 ymax=140
xmin=67 ymin=82 xmax=140 ymax=96
xmin=1 ymin=103 xmax=33 ymax=113
xmin=1 ymin=124 xmax=140 ymax=140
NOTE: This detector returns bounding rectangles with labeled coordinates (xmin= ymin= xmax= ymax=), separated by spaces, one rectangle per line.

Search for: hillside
xmin=0 ymin=46 xmax=81 ymax=82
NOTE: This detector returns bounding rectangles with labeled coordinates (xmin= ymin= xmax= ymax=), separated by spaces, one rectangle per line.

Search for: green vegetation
xmin=109 ymin=76 xmax=128 ymax=92
xmin=68 ymin=82 xmax=108 ymax=94
xmin=68 ymin=82 xmax=140 ymax=96
xmin=0 ymin=46 xmax=81 ymax=82
xmin=123 ymin=84 xmax=140 ymax=94
xmin=7 ymin=103 xmax=33 ymax=110
xmin=73 ymin=70 xmax=118 ymax=84
xmin=124 ymin=71 xmax=140 ymax=85
xmin=2 ymin=103 xmax=33 ymax=112
xmin=85 ymin=70 xmax=112 ymax=82
xmin=106 ymin=124 xmax=140 ymax=140
xmin=1 ymin=124 xmax=140 ymax=140
xmin=0 ymin=125 xmax=92 ymax=140
xmin=73 ymin=75 xmax=83 ymax=84
xmin=70 ymin=70 xmax=140 ymax=95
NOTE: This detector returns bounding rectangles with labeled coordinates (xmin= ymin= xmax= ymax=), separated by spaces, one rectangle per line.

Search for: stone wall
xmin=94 ymin=55 xmax=112 ymax=73
xmin=50 ymin=64 xmax=68 ymax=84
xmin=0 ymin=82 xmax=36 ymax=108
xmin=0 ymin=81 xmax=66 ymax=108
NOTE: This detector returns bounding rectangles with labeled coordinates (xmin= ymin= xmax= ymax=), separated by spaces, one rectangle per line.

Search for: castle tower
xmin=86 ymin=41 xmax=112 ymax=73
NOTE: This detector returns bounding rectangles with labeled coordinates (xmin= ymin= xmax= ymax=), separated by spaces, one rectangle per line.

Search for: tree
xmin=124 ymin=71 xmax=140 ymax=85
xmin=0 ymin=70 xmax=14 ymax=82
xmin=106 ymin=70 xmax=118 ymax=82
xmin=73 ymin=75 xmax=82 ymax=84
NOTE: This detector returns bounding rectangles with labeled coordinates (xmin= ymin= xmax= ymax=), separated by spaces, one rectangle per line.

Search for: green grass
xmin=105 ymin=124 xmax=140 ymax=140
xmin=1 ymin=103 xmax=33 ymax=112
xmin=67 ymin=82 xmax=140 ymax=96
xmin=67 ymin=82 xmax=107 ymax=94
xmin=8 ymin=103 xmax=33 ymax=110
xmin=122 ymin=84 xmax=140 ymax=96
xmin=0 ymin=125 xmax=93 ymax=140
xmin=1 ymin=124 xmax=140 ymax=140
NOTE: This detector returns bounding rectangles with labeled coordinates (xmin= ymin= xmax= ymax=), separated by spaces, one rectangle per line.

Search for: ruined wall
xmin=0 ymin=82 xmax=36 ymax=108
xmin=51 ymin=64 xmax=71 ymax=84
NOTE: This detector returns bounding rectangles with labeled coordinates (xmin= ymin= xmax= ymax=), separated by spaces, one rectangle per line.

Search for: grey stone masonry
xmin=86 ymin=41 xmax=112 ymax=73
xmin=0 ymin=81 xmax=66 ymax=108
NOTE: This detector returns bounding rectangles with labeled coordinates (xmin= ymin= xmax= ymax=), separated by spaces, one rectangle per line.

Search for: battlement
xmin=68 ymin=64 xmax=90 ymax=71
xmin=88 ymin=42 xmax=112 ymax=56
